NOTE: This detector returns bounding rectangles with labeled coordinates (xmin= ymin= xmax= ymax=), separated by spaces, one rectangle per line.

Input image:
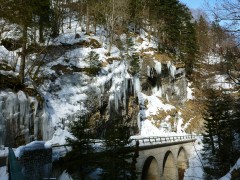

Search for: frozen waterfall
xmin=0 ymin=90 xmax=51 ymax=146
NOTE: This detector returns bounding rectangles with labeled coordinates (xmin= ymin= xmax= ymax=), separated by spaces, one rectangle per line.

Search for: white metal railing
xmin=51 ymin=135 xmax=198 ymax=157
xmin=130 ymin=135 xmax=197 ymax=146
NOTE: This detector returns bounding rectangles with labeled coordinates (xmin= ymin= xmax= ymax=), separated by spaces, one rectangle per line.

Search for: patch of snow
xmin=45 ymin=128 xmax=73 ymax=146
xmin=58 ymin=170 xmax=73 ymax=180
xmin=167 ymin=62 xmax=176 ymax=78
xmin=184 ymin=136 xmax=204 ymax=180
xmin=0 ymin=166 xmax=8 ymax=180
xmin=187 ymin=82 xmax=194 ymax=100
xmin=154 ymin=60 xmax=161 ymax=74
xmin=214 ymin=75 xmax=233 ymax=89
xmin=139 ymin=119 xmax=187 ymax=137
xmin=109 ymin=45 xmax=121 ymax=57
xmin=176 ymin=112 xmax=184 ymax=133
xmin=140 ymin=120 xmax=164 ymax=136
xmin=0 ymin=46 xmax=13 ymax=61
xmin=0 ymin=147 xmax=8 ymax=157
xmin=147 ymin=66 xmax=150 ymax=77
xmin=0 ymin=70 xmax=18 ymax=77
xmin=86 ymin=168 xmax=103 ymax=179
xmin=15 ymin=141 xmax=49 ymax=158
xmin=139 ymin=93 xmax=175 ymax=118
xmin=220 ymin=158 xmax=240 ymax=180
xmin=205 ymin=54 xmax=222 ymax=64
xmin=183 ymin=118 xmax=193 ymax=132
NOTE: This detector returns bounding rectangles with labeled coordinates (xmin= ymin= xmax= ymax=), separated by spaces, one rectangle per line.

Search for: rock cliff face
xmin=0 ymin=34 xmax=191 ymax=146
xmin=140 ymin=58 xmax=187 ymax=103
xmin=0 ymin=58 xmax=188 ymax=146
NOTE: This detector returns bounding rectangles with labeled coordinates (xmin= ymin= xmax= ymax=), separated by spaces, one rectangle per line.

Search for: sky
xmin=179 ymin=0 xmax=217 ymax=9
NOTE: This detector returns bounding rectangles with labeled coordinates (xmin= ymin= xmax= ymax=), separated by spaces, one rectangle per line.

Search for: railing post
xmin=8 ymin=148 xmax=25 ymax=180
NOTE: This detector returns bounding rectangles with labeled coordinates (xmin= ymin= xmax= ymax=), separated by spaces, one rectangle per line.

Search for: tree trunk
xmin=86 ymin=4 xmax=90 ymax=35
xmin=39 ymin=19 xmax=44 ymax=43
xmin=208 ymin=124 xmax=215 ymax=154
xmin=107 ymin=0 xmax=115 ymax=55
xmin=19 ymin=25 xmax=27 ymax=84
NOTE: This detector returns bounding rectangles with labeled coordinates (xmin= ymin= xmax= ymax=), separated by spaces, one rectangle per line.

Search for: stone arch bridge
xmin=132 ymin=135 xmax=197 ymax=180
xmin=6 ymin=135 xmax=196 ymax=179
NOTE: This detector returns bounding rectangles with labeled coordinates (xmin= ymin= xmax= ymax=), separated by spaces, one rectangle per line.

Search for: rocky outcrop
xmin=140 ymin=57 xmax=187 ymax=104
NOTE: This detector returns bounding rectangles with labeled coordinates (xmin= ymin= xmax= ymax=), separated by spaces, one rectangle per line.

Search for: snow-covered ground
xmin=205 ymin=54 xmax=222 ymax=64
xmin=184 ymin=136 xmax=204 ymax=179
xmin=220 ymin=158 xmax=240 ymax=180
xmin=214 ymin=74 xmax=234 ymax=89
xmin=58 ymin=170 xmax=73 ymax=180
xmin=0 ymin=147 xmax=8 ymax=157
xmin=0 ymin=166 xmax=8 ymax=180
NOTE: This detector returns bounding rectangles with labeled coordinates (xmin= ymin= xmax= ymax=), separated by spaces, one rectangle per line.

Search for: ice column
xmin=154 ymin=61 xmax=162 ymax=74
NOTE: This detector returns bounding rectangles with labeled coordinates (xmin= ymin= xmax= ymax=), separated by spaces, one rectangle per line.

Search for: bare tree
xmin=208 ymin=0 xmax=240 ymax=85
xmin=212 ymin=0 xmax=240 ymax=38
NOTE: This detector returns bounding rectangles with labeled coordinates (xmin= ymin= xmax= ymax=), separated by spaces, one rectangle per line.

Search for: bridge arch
xmin=141 ymin=156 xmax=160 ymax=180
xmin=177 ymin=147 xmax=189 ymax=180
xmin=162 ymin=151 xmax=177 ymax=180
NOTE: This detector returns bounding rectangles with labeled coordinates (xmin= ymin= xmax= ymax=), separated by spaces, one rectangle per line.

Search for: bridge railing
xmin=51 ymin=135 xmax=198 ymax=157
xmin=130 ymin=135 xmax=197 ymax=146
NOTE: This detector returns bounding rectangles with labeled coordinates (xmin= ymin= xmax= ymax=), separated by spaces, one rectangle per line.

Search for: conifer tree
xmin=202 ymin=89 xmax=239 ymax=178
xmin=130 ymin=53 xmax=140 ymax=76
xmin=196 ymin=15 xmax=211 ymax=55
xmin=85 ymin=51 xmax=101 ymax=75
xmin=99 ymin=117 xmax=135 ymax=179
xmin=65 ymin=111 xmax=95 ymax=178
xmin=202 ymin=89 xmax=223 ymax=178
xmin=147 ymin=0 xmax=198 ymax=76
xmin=31 ymin=0 xmax=51 ymax=43
xmin=126 ymin=37 xmax=140 ymax=76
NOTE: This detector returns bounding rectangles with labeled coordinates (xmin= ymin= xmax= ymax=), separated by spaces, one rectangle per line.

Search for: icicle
xmin=5 ymin=92 xmax=19 ymax=126
xmin=174 ymin=86 xmax=180 ymax=96
xmin=152 ymin=86 xmax=158 ymax=95
xmin=0 ymin=97 xmax=5 ymax=146
xmin=158 ymin=87 xmax=162 ymax=97
xmin=166 ymin=94 xmax=169 ymax=102
xmin=123 ymin=77 xmax=129 ymax=111
xmin=28 ymin=97 xmax=38 ymax=141
xmin=154 ymin=61 xmax=162 ymax=74
xmin=133 ymin=76 xmax=141 ymax=97
xmin=108 ymin=93 xmax=114 ymax=112
xmin=114 ymin=90 xmax=119 ymax=112
xmin=147 ymin=66 xmax=150 ymax=77
xmin=17 ymin=91 xmax=28 ymax=126
xmin=137 ymin=112 xmax=141 ymax=131
xmin=41 ymin=107 xmax=52 ymax=141
xmin=169 ymin=64 xmax=176 ymax=78
xmin=167 ymin=61 xmax=171 ymax=69
xmin=167 ymin=61 xmax=176 ymax=78
xmin=34 ymin=116 xmax=40 ymax=141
